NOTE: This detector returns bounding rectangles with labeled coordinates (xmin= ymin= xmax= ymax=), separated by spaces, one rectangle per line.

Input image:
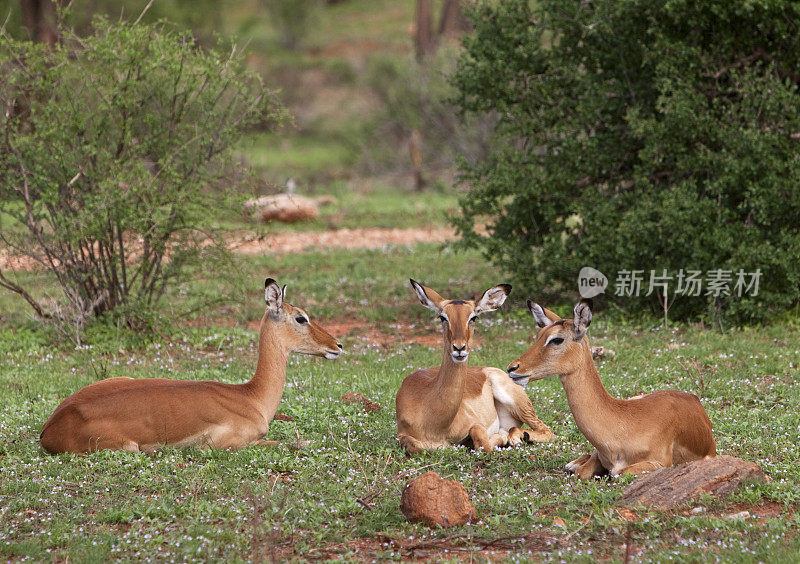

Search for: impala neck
xmin=245 ymin=314 xmax=290 ymax=422
xmin=559 ymin=341 xmax=621 ymax=446
xmin=429 ymin=344 xmax=468 ymax=428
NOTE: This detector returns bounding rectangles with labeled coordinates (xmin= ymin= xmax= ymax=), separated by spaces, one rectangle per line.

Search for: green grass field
xmin=2 ymin=236 xmax=799 ymax=562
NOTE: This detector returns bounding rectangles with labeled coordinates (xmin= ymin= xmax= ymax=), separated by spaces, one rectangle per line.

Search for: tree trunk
xmin=414 ymin=0 xmax=436 ymax=62
xmin=20 ymin=0 xmax=58 ymax=46
xmin=438 ymin=0 xmax=470 ymax=38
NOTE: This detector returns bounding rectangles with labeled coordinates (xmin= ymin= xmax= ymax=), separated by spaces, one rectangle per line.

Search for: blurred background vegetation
xmin=0 ymin=0 xmax=481 ymax=339
xmin=0 ymin=0 xmax=473 ymax=191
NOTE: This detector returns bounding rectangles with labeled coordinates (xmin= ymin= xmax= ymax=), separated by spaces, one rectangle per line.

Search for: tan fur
xmin=508 ymin=302 xmax=715 ymax=478
xmin=395 ymin=281 xmax=554 ymax=454
xmin=40 ymin=280 xmax=341 ymax=454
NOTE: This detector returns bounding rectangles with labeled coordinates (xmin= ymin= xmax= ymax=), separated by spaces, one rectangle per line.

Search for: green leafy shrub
xmin=364 ymin=48 xmax=495 ymax=178
xmin=267 ymin=0 xmax=322 ymax=51
xmin=451 ymin=0 xmax=800 ymax=323
xmin=0 ymin=19 xmax=283 ymax=338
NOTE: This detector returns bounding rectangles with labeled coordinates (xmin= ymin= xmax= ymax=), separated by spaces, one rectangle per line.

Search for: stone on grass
xmin=620 ymin=455 xmax=770 ymax=508
xmin=400 ymin=472 xmax=476 ymax=528
xmin=341 ymin=392 xmax=382 ymax=413
xmin=243 ymin=194 xmax=322 ymax=223
xmin=590 ymin=346 xmax=615 ymax=360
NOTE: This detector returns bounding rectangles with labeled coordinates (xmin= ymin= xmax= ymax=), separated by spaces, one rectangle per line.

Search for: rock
xmin=726 ymin=510 xmax=750 ymax=520
xmin=287 ymin=439 xmax=311 ymax=450
xmin=591 ymin=346 xmax=615 ymax=360
xmin=341 ymin=392 xmax=382 ymax=413
xmin=243 ymin=194 xmax=320 ymax=223
xmin=690 ymin=506 xmax=706 ymax=515
xmin=400 ymin=472 xmax=476 ymax=528
xmin=620 ymin=455 xmax=771 ymax=508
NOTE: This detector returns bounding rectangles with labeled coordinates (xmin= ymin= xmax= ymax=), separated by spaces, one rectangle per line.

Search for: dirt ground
xmin=229 ymin=226 xmax=458 ymax=256
xmin=0 ymin=226 xmax=458 ymax=272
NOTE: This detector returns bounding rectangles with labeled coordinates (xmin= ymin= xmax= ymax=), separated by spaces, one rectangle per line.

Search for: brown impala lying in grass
xmin=506 ymin=300 xmax=715 ymax=478
xmin=395 ymin=280 xmax=555 ymax=454
xmin=40 ymin=278 xmax=342 ymax=454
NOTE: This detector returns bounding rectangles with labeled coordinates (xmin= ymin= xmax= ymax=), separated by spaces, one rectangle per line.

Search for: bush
xmin=451 ymin=0 xmax=800 ymax=323
xmin=364 ymin=48 xmax=495 ymax=180
xmin=267 ymin=0 xmax=322 ymax=51
xmin=0 ymin=19 xmax=283 ymax=338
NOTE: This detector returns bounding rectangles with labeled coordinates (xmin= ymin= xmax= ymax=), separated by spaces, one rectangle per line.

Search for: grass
xmin=2 ymin=240 xmax=799 ymax=562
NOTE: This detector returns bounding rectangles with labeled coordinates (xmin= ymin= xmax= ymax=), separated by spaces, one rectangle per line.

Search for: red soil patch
xmin=324 ymin=318 xmax=479 ymax=349
xmin=230 ymin=226 xmax=458 ymax=257
xmin=0 ymin=226 xmax=460 ymax=272
xmin=697 ymin=501 xmax=796 ymax=524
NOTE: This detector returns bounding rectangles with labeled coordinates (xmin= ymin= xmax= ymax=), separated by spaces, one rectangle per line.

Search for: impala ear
xmin=573 ymin=299 xmax=593 ymax=340
xmin=265 ymin=278 xmax=283 ymax=312
xmin=528 ymin=300 xmax=555 ymax=328
xmin=281 ymin=285 xmax=287 ymax=300
xmin=474 ymin=284 xmax=512 ymax=315
xmin=409 ymin=279 xmax=445 ymax=314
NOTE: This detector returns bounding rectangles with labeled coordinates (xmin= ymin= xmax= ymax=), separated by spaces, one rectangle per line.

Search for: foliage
xmin=0 ymin=18 xmax=283 ymax=338
xmin=266 ymin=0 xmax=323 ymax=51
xmin=0 ymin=0 xmax=243 ymax=46
xmin=451 ymin=0 xmax=800 ymax=323
xmin=364 ymin=48 xmax=495 ymax=176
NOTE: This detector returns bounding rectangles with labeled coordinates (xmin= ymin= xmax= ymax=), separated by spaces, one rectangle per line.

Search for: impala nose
xmin=337 ymin=343 xmax=343 ymax=349
xmin=452 ymin=344 xmax=466 ymax=352
xmin=507 ymin=363 xmax=519 ymax=374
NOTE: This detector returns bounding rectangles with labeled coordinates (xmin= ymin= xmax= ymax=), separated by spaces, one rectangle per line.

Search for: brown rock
xmin=400 ymin=472 xmax=476 ymax=527
xmin=591 ymin=346 xmax=615 ymax=360
xmin=243 ymin=194 xmax=319 ymax=223
xmin=620 ymin=455 xmax=771 ymax=508
xmin=341 ymin=392 xmax=382 ymax=413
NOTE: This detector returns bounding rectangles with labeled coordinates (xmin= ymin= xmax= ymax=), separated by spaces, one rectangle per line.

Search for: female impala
xmin=395 ymin=280 xmax=555 ymax=454
xmin=506 ymin=300 xmax=715 ymax=478
xmin=40 ymin=278 xmax=342 ymax=454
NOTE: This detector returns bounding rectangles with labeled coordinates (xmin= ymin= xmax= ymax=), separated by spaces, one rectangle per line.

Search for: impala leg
xmin=508 ymin=426 xmax=527 ymax=446
xmin=522 ymin=426 xmax=556 ymax=443
xmin=469 ymin=425 xmax=506 ymax=453
xmin=121 ymin=440 xmax=141 ymax=453
xmin=565 ymin=453 xmax=592 ymax=474
xmin=500 ymin=379 xmax=556 ymax=442
xmin=573 ymin=451 xmax=608 ymax=479
xmin=253 ymin=439 xmax=280 ymax=447
xmin=620 ymin=460 xmax=664 ymax=477
xmin=398 ymin=433 xmax=426 ymax=455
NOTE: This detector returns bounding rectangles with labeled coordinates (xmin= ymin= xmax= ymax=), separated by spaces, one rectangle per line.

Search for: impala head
xmin=409 ymin=279 xmax=511 ymax=364
xmin=506 ymin=300 xmax=593 ymax=385
xmin=264 ymin=278 xmax=342 ymax=359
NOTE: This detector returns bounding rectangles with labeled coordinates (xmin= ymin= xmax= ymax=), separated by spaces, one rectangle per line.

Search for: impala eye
xmin=296 ymin=316 xmax=308 ymax=324
xmin=547 ymin=337 xmax=564 ymax=346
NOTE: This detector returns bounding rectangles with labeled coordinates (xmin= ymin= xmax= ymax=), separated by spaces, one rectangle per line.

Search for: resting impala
xmin=506 ymin=300 xmax=715 ymax=478
xmin=395 ymin=280 xmax=555 ymax=454
xmin=40 ymin=278 xmax=342 ymax=454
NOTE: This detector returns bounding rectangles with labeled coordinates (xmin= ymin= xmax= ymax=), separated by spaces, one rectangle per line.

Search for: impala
xmin=40 ymin=278 xmax=342 ymax=454
xmin=395 ymin=280 xmax=555 ymax=454
xmin=506 ymin=300 xmax=715 ymax=478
